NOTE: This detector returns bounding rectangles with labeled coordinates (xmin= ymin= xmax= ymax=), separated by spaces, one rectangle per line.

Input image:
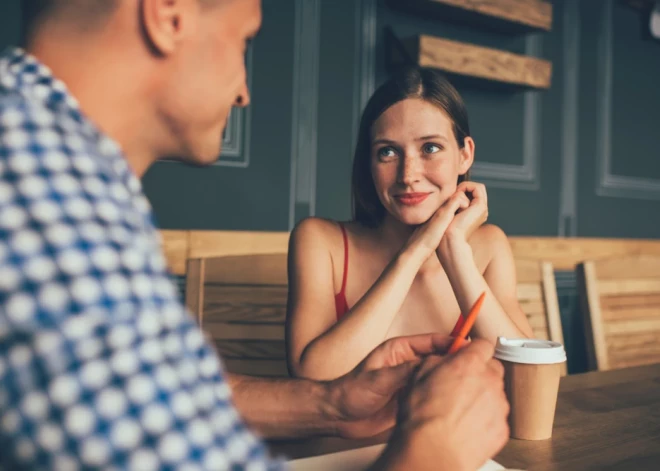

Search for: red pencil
xmin=448 ymin=291 xmax=487 ymax=354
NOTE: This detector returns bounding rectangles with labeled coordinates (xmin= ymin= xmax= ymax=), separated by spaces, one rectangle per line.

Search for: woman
xmin=286 ymin=67 xmax=533 ymax=380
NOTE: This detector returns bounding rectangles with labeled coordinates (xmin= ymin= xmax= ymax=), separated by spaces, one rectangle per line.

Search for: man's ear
xmin=458 ymin=136 xmax=475 ymax=176
xmin=141 ymin=0 xmax=196 ymax=55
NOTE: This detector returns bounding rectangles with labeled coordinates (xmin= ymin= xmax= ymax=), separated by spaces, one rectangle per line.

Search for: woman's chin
xmin=395 ymin=208 xmax=435 ymax=226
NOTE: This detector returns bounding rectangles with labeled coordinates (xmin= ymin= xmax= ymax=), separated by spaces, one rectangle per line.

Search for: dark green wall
xmin=0 ymin=1 xmax=20 ymax=49
xmin=3 ymin=0 xmax=657 ymax=238
xmin=576 ymin=0 xmax=660 ymax=238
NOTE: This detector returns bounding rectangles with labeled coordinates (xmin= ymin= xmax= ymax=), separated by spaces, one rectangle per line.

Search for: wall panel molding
xmin=352 ymin=0 xmax=378 ymax=151
xmin=558 ymin=0 xmax=580 ymax=236
xmin=595 ymin=0 xmax=660 ymax=200
xmin=470 ymin=35 xmax=542 ymax=191
xmin=288 ymin=0 xmax=321 ymax=228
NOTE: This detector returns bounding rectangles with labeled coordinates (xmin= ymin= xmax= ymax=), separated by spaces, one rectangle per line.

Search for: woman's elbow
xmin=290 ymin=347 xmax=341 ymax=381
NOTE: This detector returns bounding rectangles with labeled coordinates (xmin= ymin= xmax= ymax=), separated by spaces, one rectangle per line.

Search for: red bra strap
xmin=338 ymin=222 xmax=349 ymax=296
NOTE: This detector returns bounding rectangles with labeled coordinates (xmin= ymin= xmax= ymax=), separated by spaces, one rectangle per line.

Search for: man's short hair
xmin=21 ymin=0 xmax=119 ymax=44
xmin=20 ymin=0 xmax=227 ymax=44
xmin=21 ymin=0 xmax=54 ymax=35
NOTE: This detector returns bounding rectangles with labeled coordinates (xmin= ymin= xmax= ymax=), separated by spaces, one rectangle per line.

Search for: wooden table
xmin=271 ymin=364 xmax=660 ymax=469
xmin=496 ymin=363 xmax=660 ymax=470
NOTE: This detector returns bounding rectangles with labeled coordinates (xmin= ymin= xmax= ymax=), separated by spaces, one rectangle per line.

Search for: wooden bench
xmin=181 ymin=231 xmax=572 ymax=377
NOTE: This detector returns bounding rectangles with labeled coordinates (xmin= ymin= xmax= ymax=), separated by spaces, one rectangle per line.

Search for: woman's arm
xmin=436 ymin=182 xmax=532 ymax=341
xmin=438 ymin=224 xmax=533 ymax=341
xmin=286 ymin=218 xmax=427 ymax=380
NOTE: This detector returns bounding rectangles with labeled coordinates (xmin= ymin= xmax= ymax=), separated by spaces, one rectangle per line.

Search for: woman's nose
xmin=398 ymin=155 xmax=422 ymax=185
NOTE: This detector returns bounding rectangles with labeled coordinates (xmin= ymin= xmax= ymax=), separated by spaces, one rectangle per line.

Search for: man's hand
xmin=377 ymin=339 xmax=509 ymax=471
xmin=324 ymin=334 xmax=453 ymax=439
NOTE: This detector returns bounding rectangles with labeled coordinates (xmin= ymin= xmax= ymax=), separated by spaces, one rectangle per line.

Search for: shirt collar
xmin=0 ymin=47 xmax=84 ymax=121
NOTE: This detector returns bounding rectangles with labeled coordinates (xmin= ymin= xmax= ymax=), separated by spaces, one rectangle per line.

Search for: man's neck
xmin=27 ymin=28 xmax=161 ymax=178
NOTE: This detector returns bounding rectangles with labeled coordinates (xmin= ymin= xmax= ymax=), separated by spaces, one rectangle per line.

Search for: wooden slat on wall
xmin=394 ymin=0 xmax=553 ymax=32
xmin=398 ymin=34 xmax=552 ymax=89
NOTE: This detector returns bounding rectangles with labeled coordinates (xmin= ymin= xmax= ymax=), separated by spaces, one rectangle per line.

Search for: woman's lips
xmin=394 ymin=192 xmax=431 ymax=206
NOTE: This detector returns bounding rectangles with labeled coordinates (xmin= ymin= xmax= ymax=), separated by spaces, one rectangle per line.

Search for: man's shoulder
xmin=0 ymin=84 xmax=170 ymax=312
xmin=0 ymin=84 xmax=89 ymax=143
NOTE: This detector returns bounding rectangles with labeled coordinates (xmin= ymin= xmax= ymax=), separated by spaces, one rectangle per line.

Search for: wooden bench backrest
xmin=578 ymin=255 xmax=660 ymax=371
xmin=185 ymin=232 xmax=290 ymax=377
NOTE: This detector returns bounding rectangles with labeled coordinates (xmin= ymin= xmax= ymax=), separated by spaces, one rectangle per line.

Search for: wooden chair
xmin=515 ymin=259 xmax=567 ymax=375
xmin=185 ymin=232 xmax=290 ymax=377
xmin=577 ymin=255 xmax=660 ymax=371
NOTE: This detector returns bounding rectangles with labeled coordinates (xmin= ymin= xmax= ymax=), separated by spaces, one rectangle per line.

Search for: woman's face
xmin=370 ymin=98 xmax=474 ymax=226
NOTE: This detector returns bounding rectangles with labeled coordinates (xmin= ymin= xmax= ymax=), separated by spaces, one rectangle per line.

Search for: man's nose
xmin=235 ymin=82 xmax=250 ymax=107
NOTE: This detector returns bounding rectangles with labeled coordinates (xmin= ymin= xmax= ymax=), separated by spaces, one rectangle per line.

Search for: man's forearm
xmin=227 ymin=373 xmax=339 ymax=438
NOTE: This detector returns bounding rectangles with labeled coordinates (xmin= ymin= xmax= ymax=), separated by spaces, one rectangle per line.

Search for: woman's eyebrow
xmin=372 ymin=134 xmax=449 ymax=146
xmin=415 ymin=134 xmax=447 ymax=142
xmin=372 ymin=138 xmax=398 ymax=146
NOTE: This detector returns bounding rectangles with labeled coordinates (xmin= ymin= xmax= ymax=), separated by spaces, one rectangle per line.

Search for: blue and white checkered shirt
xmin=0 ymin=48 xmax=282 ymax=470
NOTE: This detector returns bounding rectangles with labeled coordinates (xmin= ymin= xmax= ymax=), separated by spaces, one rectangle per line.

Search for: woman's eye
xmin=377 ymin=147 xmax=397 ymax=161
xmin=423 ymin=143 xmax=441 ymax=154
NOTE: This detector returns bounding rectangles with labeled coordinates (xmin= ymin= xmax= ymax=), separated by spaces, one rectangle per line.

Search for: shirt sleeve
xmin=0 ymin=99 xmax=286 ymax=470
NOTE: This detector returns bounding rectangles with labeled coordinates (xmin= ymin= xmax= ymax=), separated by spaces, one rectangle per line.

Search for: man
xmin=0 ymin=0 xmax=509 ymax=469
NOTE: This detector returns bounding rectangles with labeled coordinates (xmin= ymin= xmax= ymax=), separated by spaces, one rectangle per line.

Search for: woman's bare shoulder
xmin=290 ymin=217 xmax=346 ymax=250
xmin=469 ymin=224 xmax=510 ymax=268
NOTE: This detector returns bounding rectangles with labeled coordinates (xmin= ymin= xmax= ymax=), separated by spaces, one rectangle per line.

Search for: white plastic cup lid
xmin=494 ymin=337 xmax=567 ymax=365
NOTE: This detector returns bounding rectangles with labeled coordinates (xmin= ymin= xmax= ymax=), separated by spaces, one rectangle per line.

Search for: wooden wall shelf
xmin=389 ymin=33 xmax=552 ymax=90
xmin=388 ymin=0 xmax=553 ymax=34
xmin=624 ymin=0 xmax=656 ymax=11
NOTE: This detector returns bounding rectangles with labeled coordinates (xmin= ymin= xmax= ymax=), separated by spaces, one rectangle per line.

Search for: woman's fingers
xmin=457 ymin=181 xmax=488 ymax=204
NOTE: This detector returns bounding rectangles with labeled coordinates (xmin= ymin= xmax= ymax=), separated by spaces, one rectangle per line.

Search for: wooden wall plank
xmin=398 ymin=34 xmax=552 ymax=89
xmin=406 ymin=0 xmax=553 ymax=31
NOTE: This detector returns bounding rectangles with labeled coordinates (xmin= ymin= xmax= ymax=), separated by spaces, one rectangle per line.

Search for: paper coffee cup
xmin=494 ymin=337 xmax=566 ymax=440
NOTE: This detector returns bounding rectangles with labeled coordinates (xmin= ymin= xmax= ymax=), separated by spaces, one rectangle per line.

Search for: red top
xmin=334 ymin=223 xmax=350 ymax=320
xmin=333 ymin=221 xmax=465 ymax=332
